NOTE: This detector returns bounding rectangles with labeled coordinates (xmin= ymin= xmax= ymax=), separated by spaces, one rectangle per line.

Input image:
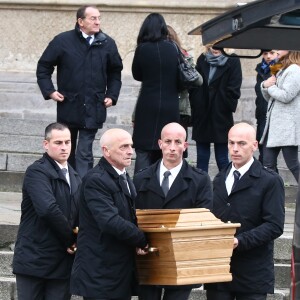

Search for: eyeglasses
xmin=84 ymin=16 xmax=101 ymax=22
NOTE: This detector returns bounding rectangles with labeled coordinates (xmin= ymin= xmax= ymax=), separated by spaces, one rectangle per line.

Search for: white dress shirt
xmin=159 ymin=161 xmax=183 ymax=189
xmin=225 ymin=157 xmax=254 ymax=195
xmin=81 ymin=31 xmax=94 ymax=44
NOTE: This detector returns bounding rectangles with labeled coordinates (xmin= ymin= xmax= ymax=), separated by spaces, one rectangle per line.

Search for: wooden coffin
xmin=136 ymin=208 xmax=240 ymax=286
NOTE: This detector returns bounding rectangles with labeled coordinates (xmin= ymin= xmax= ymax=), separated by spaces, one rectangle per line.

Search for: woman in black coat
xmin=190 ymin=47 xmax=242 ymax=173
xmin=132 ymin=13 xmax=180 ymax=173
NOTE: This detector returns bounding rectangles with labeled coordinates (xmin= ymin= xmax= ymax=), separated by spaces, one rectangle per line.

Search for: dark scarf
xmin=205 ymin=51 xmax=228 ymax=84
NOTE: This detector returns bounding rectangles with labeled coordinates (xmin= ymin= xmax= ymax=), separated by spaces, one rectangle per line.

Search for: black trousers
xmin=263 ymin=145 xmax=299 ymax=182
xmin=206 ymin=289 xmax=267 ymax=300
xmin=69 ymin=127 xmax=98 ymax=178
xmin=256 ymin=116 xmax=266 ymax=163
xmin=138 ymin=285 xmax=192 ymax=300
xmin=16 ymin=274 xmax=71 ymax=300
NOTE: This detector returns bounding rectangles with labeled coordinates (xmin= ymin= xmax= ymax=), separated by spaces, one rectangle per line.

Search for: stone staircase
xmin=0 ymin=71 xmax=298 ymax=190
xmin=0 ymin=71 xmax=298 ymax=299
xmin=0 ymin=190 xmax=294 ymax=299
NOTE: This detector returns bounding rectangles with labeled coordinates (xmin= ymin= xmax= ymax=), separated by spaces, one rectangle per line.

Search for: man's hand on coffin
xmin=136 ymin=244 xmax=149 ymax=255
xmin=233 ymin=237 xmax=239 ymax=249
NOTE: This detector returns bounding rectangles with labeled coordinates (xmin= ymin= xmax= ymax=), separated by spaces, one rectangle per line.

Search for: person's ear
xmin=43 ymin=140 xmax=49 ymax=151
xmin=158 ymin=139 xmax=163 ymax=150
xmin=77 ymin=18 xmax=84 ymax=28
xmin=253 ymin=141 xmax=258 ymax=152
xmin=183 ymin=141 xmax=188 ymax=151
xmin=102 ymin=146 xmax=110 ymax=157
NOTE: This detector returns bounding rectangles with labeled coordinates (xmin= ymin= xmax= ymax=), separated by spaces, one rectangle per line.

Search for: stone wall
xmin=0 ymin=0 xmax=299 ymax=187
xmin=0 ymin=0 xmax=261 ymax=128
xmin=0 ymin=0 xmax=258 ymax=76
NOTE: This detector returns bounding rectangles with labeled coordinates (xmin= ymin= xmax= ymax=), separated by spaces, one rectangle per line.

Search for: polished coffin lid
xmin=136 ymin=208 xmax=240 ymax=285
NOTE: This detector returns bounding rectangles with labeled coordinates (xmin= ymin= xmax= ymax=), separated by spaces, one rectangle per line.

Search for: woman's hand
xmin=263 ymin=75 xmax=276 ymax=88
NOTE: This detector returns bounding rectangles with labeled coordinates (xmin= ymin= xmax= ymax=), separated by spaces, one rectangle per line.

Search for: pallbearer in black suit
xmin=70 ymin=128 xmax=148 ymax=300
xmin=205 ymin=122 xmax=285 ymax=300
xmin=13 ymin=122 xmax=81 ymax=300
xmin=134 ymin=122 xmax=213 ymax=300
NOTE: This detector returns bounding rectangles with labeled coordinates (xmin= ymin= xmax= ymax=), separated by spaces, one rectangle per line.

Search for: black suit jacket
xmin=206 ymin=159 xmax=285 ymax=294
xmin=133 ymin=159 xmax=212 ymax=210
xmin=70 ymin=157 xmax=147 ymax=298
xmin=13 ymin=153 xmax=81 ymax=279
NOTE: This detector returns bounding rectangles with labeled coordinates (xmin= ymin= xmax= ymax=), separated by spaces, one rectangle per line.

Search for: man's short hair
xmin=44 ymin=122 xmax=69 ymax=141
xmin=76 ymin=5 xmax=98 ymax=20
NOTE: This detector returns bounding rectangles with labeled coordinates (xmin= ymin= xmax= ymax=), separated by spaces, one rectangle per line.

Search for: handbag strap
xmin=171 ymin=41 xmax=185 ymax=64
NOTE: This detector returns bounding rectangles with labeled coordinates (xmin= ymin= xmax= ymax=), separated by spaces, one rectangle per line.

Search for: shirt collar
xmin=112 ymin=166 xmax=126 ymax=176
xmin=55 ymin=161 xmax=68 ymax=172
xmin=159 ymin=160 xmax=183 ymax=178
xmin=229 ymin=157 xmax=254 ymax=178
xmin=81 ymin=31 xmax=94 ymax=40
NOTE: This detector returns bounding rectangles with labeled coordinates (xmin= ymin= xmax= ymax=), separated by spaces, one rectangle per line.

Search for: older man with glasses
xmin=37 ymin=5 xmax=123 ymax=179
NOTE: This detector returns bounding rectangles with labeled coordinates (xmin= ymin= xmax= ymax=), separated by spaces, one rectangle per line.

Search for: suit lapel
xmin=214 ymin=169 xmax=228 ymax=199
xmin=164 ymin=162 xmax=190 ymax=205
xmin=164 ymin=173 xmax=189 ymax=205
xmin=136 ymin=162 xmax=164 ymax=198
xmin=229 ymin=159 xmax=261 ymax=195
xmin=68 ymin=166 xmax=80 ymax=194
xmin=127 ymin=177 xmax=136 ymax=199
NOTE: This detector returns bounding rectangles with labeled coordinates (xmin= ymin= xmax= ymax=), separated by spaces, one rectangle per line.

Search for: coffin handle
xmin=148 ymin=247 xmax=159 ymax=256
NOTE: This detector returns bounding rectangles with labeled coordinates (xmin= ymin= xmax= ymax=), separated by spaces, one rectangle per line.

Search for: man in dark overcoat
xmin=190 ymin=48 xmax=242 ymax=173
xmin=70 ymin=128 xmax=148 ymax=300
xmin=37 ymin=5 xmax=123 ymax=178
xmin=205 ymin=122 xmax=285 ymax=300
xmin=13 ymin=122 xmax=81 ymax=300
xmin=133 ymin=122 xmax=213 ymax=300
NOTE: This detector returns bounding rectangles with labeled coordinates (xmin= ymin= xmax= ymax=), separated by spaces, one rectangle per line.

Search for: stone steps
xmin=0 ymin=188 xmax=294 ymax=299
xmin=0 ymin=276 xmax=291 ymax=300
xmin=0 ymin=248 xmax=291 ymax=287
xmin=0 ymin=200 xmax=294 ymax=297
xmin=0 ymin=71 xmax=296 ymax=299
xmin=0 ymin=117 xmax=299 ymax=192
xmin=0 ymin=71 xmax=299 ymax=192
xmin=0 ymin=210 xmax=293 ymax=300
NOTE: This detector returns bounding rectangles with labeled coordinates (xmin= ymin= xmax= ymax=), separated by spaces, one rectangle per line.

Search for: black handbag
xmin=172 ymin=42 xmax=203 ymax=90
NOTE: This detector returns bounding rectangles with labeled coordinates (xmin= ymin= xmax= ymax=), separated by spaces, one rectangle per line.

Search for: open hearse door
xmin=189 ymin=0 xmax=300 ymax=298
xmin=189 ymin=0 xmax=300 ymax=53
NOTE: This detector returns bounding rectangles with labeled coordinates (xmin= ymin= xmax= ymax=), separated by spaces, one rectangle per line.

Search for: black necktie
xmin=120 ymin=173 xmax=130 ymax=194
xmin=86 ymin=36 xmax=92 ymax=45
xmin=61 ymin=168 xmax=68 ymax=178
xmin=161 ymin=171 xmax=171 ymax=196
xmin=231 ymin=170 xmax=241 ymax=192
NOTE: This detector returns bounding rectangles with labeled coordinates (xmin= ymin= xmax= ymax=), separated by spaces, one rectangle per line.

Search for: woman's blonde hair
xmin=280 ymin=51 xmax=300 ymax=69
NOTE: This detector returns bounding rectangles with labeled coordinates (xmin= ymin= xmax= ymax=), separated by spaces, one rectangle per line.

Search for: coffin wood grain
xmin=136 ymin=208 xmax=240 ymax=285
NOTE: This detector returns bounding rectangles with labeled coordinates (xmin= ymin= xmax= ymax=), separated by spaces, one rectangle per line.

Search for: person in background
xmin=70 ymin=128 xmax=148 ymax=300
xmin=205 ymin=122 xmax=285 ymax=300
xmin=167 ymin=25 xmax=202 ymax=158
xmin=13 ymin=122 xmax=81 ymax=300
xmin=261 ymin=50 xmax=300 ymax=182
xmin=254 ymin=50 xmax=278 ymax=163
xmin=134 ymin=122 xmax=212 ymax=300
xmin=37 ymin=5 xmax=123 ymax=178
xmin=190 ymin=46 xmax=242 ymax=173
xmin=132 ymin=13 xmax=180 ymax=174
